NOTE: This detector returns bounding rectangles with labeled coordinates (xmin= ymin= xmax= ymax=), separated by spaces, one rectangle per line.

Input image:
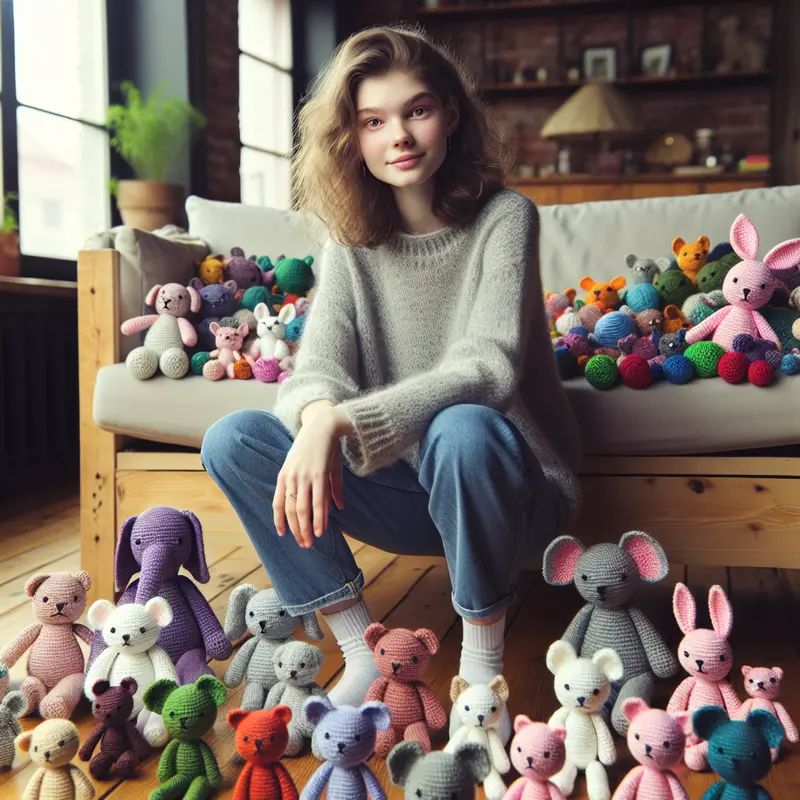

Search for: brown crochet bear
xmin=364 ymin=623 xmax=447 ymax=757
xmin=79 ymin=678 xmax=153 ymax=780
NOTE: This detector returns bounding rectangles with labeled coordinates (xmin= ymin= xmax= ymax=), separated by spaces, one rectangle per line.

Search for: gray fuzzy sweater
xmin=274 ymin=189 xmax=582 ymax=517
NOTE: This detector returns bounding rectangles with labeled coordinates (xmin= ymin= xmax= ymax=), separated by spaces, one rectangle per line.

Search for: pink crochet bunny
xmin=203 ymin=322 xmax=250 ymax=380
xmin=684 ymin=214 xmax=800 ymax=351
xmin=502 ymin=715 xmax=566 ymax=800
xmin=737 ymin=665 xmax=798 ymax=761
xmin=666 ymin=583 xmax=741 ymax=771
xmin=612 ymin=699 xmax=690 ymax=800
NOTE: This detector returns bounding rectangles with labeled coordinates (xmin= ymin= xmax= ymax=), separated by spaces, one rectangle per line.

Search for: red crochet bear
xmin=228 ymin=706 xmax=299 ymax=800
xmin=79 ymin=677 xmax=152 ymax=779
xmin=364 ymin=623 xmax=447 ymax=757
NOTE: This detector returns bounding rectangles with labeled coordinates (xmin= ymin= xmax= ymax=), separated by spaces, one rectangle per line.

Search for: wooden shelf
xmin=0 ymin=275 xmax=77 ymax=298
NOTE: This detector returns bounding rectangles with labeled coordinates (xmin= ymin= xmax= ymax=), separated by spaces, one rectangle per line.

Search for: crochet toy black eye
xmin=59 ymin=740 xmax=64 ymax=747
xmin=564 ymin=684 xmax=570 ymax=691
xmin=683 ymin=651 xmax=689 ymax=658
xmin=73 ymin=595 xmax=78 ymax=602
xmin=491 ymin=706 xmax=497 ymax=713
xmin=177 ymin=537 xmax=183 ymax=545
xmin=771 ymin=677 xmax=777 ymax=683
xmin=718 ymin=747 xmax=724 ymax=754
xmin=620 ymin=573 xmax=627 ymax=581
xmin=380 ymin=649 xmax=385 ymax=656
xmin=135 ymin=539 xmax=141 ymax=546
xmin=250 ymin=611 xmax=255 ymax=617
xmin=749 ymin=679 xmax=755 ymax=683
xmin=34 ymin=746 xmax=37 ymax=752
xmin=278 ymin=662 xmax=282 ymax=669
xmin=592 ymin=689 xmax=600 ymax=696
xmin=581 ymin=575 xmax=588 ymax=582
xmin=270 ymin=734 xmax=275 ymax=742
xmin=355 ymin=734 xmax=361 ymax=742
xmin=279 ymin=610 xmax=286 ymax=617
xmin=733 ymin=277 xmax=739 ymax=283
xmin=517 ymin=746 xmax=522 ymax=752
xmin=464 ymin=705 xmax=470 ymax=712
xmin=634 ymin=733 xmax=640 ymax=740
xmin=139 ymin=627 xmax=146 ymax=634
xmin=663 ymin=741 xmax=671 ymax=749
xmin=720 ymin=654 xmax=726 ymax=661
xmin=178 ymin=294 xmax=183 ymax=300
xmin=42 ymin=597 xmax=48 ymax=603
xmin=300 ymin=662 xmax=306 ymax=669
xmin=244 ymin=736 xmax=249 ymax=742
xmin=543 ymin=751 xmax=550 ymax=758
xmin=761 ymin=284 xmax=766 ymax=290
xmin=416 ymin=791 xmax=422 ymax=798
xmin=412 ymin=656 xmax=418 ymax=663
xmin=325 ymin=732 xmax=330 ymax=739
xmin=110 ymin=627 xmax=116 ymax=634
xmin=170 ymin=712 xmax=175 ymax=718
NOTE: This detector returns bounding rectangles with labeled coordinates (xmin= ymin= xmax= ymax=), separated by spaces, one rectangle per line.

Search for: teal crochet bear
xmin=694 ymin=705 xmax=783 ymax=799
xmin=144 ymin=675 xmax=227 ymax=800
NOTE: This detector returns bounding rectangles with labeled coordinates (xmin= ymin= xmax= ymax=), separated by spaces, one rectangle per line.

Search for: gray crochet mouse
xmin=223 ymin=585 xmax=323 ymax=710
xmin=265 ymin=640 xmax=327 ymax=755
xmin=0 ymin=691 xmax=27 ymax=770
xmin=388 ymin=740 xmax=491 ymax=800
xmin=543 ymin=531 xmax=678 ymax=736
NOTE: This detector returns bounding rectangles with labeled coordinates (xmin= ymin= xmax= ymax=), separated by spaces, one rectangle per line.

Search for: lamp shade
xmin=540 ymin=82 xmax=641 ymax=138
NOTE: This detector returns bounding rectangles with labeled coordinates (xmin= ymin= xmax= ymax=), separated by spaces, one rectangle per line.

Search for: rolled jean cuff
xmin=451 ymin=589 xmax=515 ymax=621
xmin=281 ymin=569 xmax=365 ymax=617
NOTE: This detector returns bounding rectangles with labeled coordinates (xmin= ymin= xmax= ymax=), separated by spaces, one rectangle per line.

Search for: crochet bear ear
xmin=119 ymin=677 xmax=139 ymax=696
xmin=14 ymin=731 xmax=33 ymax=753
xmin=144 ymin=679 xmax=179 ymax=715
xmin=360 ymin=700 xmax=392 ymax=732
xmin=364 ymin=622 xmax=388 ymax=652
xmin=91 ymin=679 xmax=112 ymax=698
xmin=24 ymin=573 xmax=50 ymax=597
xmin=454 ymin=741 xmax=492 ymax=785
xmin=196 ymin=675 xmax=227 ymax=708
xmin=513 ymin=714 xmax=533 ymax=733
xmin=387 ymin=740 xmax=425 ymax=787
xmin=622 ymin=697 xmax=650 ymax=723
xmin=546 ymin=640 xmax=577 ymax=675
xmin=304 ymin=696 xmax=334 ymax=727
xmin=272 ymin=705 xmax=292 ymax=726
xmin=227 ymin=709 xmax=250 ymax=730
xmin=747 ymin=709 xmax=785 ymax=749
xmin=488 ymin=675 xmax=510 ymax=703
xmin=692 ymin=706 xmax=730 ymax=742
xmin=450 ymin=676 xmax=470 ymax=703
xmin=413 ymin=628 xmax=440 ymax=655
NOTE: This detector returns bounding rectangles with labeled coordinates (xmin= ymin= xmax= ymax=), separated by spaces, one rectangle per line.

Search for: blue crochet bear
xmin=693 ymin=705 xmax=784 ymax=799
xmin=300 ymin=696 xmax=391 ymax=800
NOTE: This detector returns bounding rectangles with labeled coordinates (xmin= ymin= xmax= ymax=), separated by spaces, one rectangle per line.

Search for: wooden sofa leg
xmin=78 ymin=250 xmax=121 ymax=605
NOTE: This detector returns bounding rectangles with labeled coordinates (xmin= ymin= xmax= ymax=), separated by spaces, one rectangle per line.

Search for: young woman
xmin=202 ymin=24 xmax=581 ymax=734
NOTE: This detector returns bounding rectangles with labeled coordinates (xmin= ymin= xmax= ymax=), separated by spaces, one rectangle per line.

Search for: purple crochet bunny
xmin=731 ymin=334 xmax=782 ymax=370
xmin=88 ymin=506 xmax=232 ymax=685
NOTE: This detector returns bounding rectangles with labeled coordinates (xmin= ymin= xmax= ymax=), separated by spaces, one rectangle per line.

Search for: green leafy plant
xmin=107 ymin=81 xmax=206 ymax=183
xmin=1 ymin=193 xmax=18 ymax=234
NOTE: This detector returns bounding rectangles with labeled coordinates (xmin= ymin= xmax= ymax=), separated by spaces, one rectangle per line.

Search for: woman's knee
xmin=201 ymin=409 xmax=289 ymax=475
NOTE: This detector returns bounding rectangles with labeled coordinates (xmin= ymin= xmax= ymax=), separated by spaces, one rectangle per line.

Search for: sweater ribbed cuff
xmin=341 ymin=394 xmax=401 ymax=474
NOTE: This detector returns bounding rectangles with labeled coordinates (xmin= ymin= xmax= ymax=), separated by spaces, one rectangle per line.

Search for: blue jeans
xmin=201 ymin=404 xmax=560 ymax=620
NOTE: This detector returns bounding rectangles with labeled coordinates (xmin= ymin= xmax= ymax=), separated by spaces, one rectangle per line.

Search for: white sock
xmin=450 ymin=615 xmax=511 ymax=742
xmin=322 ymin=598 xmax=380 ymax=707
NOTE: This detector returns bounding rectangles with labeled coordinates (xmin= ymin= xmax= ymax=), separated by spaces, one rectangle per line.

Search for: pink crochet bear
xmin=666 ymin=582 xmax=741 ymax=771
xmin=0 ymin=571 xmax=93 ymax=719
xmin=202 ymin=321 xmax=250 ymax=380
xmin=612 ymin=699 xmax=691 ymax=800
xmin=502 ymin=715 xmax=566 ymax=800
xmin=685 ymin=214 xmax=800 ymax=351
xmin=364 ymin=623 xmax=447 ymax=757
xmin=737 ymin=665 xmax=798 ymax=761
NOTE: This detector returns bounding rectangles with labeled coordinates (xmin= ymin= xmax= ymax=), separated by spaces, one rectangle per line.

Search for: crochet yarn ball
xmin=718 ymin=351 xmax=749 ymax=384
xmin=252 ymin=357 xmax=282 ymax=383
xmin=781 ymin=353 xmax=800 ymax=375
xmin=685 ymin=341 xmax=724 ymax=378
xmin=233 ymin=359 xmax=252 ymax=380
xmin=749 ymin=360 xmax=774 ymax=387
xmin=555 ymin=348 xmax=579 ymax=380
xmin=662 ymin=354 xmax=694 ymax=384
xmin=655 ymin=270 xmax=695 ymax=308
xmin=593 ymin=312 xmax=637 ymax=348
xmin=241 ymin=285 xmax=271 ymax=312
xmin=626 ymin=283 xmax=661 ymax=313
xmin=761 ymin=307 xmax=800 ymax=353
xmin=619 ymin=354 xmax=653 ymax=389
xmin=682 ymin=290 xmax=727 ymax=326
xmin=191 ymin=351 xmax=212 ymax=375
xmin=585 ymin=355 xmax=619 ymax=389
xmin=202 ymin=359 xmax=226 ymax=381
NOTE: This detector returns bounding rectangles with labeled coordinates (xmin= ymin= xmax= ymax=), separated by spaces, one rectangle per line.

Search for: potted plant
xmin=107 ymin=81 xmax=206 ymax=231
xmin=0 ymin=193 xmax=20 ymax=277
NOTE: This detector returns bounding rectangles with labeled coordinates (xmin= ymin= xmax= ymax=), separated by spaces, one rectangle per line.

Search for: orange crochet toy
xmin=672 ymin=235 xmax=711 ymax=284
xmin=579 ymin=275 xmax=626 ymax=311
xmin=663 ymin=304 xmax=692 ymax=334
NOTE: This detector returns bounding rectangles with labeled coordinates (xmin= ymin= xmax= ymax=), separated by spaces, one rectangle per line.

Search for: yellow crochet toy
xmin=663 ymin=304 xmax=692 ymax=333
xmin=579 ymin=275 xmax=626 ymax=312
xmin=672 ymin=235 xmax=710 ymax=284
xmin=196 ymin=254 xmax=225 ymax=285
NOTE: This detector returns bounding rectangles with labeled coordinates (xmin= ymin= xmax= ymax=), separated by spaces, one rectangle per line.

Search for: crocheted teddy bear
xmin=0 ymin=691 xmax=25 ymax=770
xmin=388 ymin=740 xmax=491 ymax=800
xmin=223 ymin=585 xmax=323 ymax=710
xmin=672 ymin=235 xmax=711 ymax=284
xmin=228 ymin=706 xmax=299 ymax=800
xmin=546 ymin=640 xmax=623 ymax=800
xmin=121 ymin=282 xmax=200 ymax=379
xmin=611 ymin=699 xmax=691 ymax=800
xmin=543 ymin=532 xmax=677 ymax=736
xmin=79 ymin=678 xmax=153 ymax=780
xmin=144 ymin=675 xmax=226 ymax=800
xmin=190 ymin=277 xmax=239 ymax=350
xmin=225 ymin=246 xmax=270 ymax=289
xmin=85 ymin=596 xmax=178 ymax=747
xmin=446 ymin=676 xmax=511 ymax=800
xmin=16 ymin=718 xmax=96 ymax=799
xmin=265 ymin=641 xmax=326 ymax=755
xmin=0 ymin=570 xmax=93 ymax=719
xmin=667 ymin=582 xmax=741 ymax=772
xmin=580 ymin=276 xmax=626 ymax=311
xmin=693 ymin=706 xmax=783 ymax=800
xmin=503 ymin=715 xmax=567 ymax=800
xmin=301 ymin=695 xmax=392 ymax=800
xmin=364 ymin=623 xmax=447 ymax=757
xmin=737 ymin=666 xmax=798 ymax=761
xmin=625 ymin=255 xmax=670 ymax=286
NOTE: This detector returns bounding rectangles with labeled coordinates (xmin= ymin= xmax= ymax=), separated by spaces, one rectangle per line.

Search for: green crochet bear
xmin=143 ymin=675 xmax=226 ymax=800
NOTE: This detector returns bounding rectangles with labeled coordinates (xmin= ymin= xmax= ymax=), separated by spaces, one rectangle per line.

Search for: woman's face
xmin=355 ymin=70 xmax=457 ymax=191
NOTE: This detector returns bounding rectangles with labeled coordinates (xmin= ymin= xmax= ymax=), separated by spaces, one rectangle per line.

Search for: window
xmin=238 ymin=0 xmax=293 ymax=210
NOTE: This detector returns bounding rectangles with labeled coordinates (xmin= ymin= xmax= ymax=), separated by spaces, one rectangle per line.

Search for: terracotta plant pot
xmin=0 ymin=231 xmax=20 ymax=277
xmin=116 ymin=180 xmax=183 ymax=231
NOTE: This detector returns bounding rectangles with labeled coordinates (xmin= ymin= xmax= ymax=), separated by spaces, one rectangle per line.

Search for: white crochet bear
xmin=546 ymin=640 xmax=623 ymax=800
xmin=84 ymin=597 xmax=178 ymax=747
xmin=445 ymin=675 xmax=510 ymax=800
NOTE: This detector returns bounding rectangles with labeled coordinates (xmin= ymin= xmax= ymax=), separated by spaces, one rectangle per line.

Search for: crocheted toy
xmin=662 ymin=354 xmax=694 ymax=384
xmin=662 ymin=305 xmax=691 ymax=334
xmin=627 ymin=308 xmax=664 ymax=337
xmin=619 ymin=355 xmax=654 ymax=390
xmin=657 ymin=329 xmax=689 ymax=358
xmin=737 ymin=666 xmax=798 ymax=761
xmin=202 ymin=321 xmax=251 ymax=380
xmin=445 ymin=676 xmax=510 ymax=800
xmin=667 ymin=583 xmax=741 ymax=772
xmin=580 ymin=276 xmax=625 ymax=311
xmin=654 ymin=271 xmax=694 ymax=309
xmin=546 ymin=640 xmax=622 ymax=800
xmin=672 ymin=235 xmax=710 ymax=284
xmin=554 ymin=330 xmax=594 ymax=365
xmin=225 ymin=246 xmax=269 ymax=289
xmin=251 ymin=302 xmax=296 ymax=362
xmin=546 ymin=289 xmax=577 ymax=322
xmin=389 ymin=740 xmax=491 ymax=800
xmin=191 ymin=278 xmax=239 ymax=350
xmin=731 ymin=334 xmax=782 ymax=370
xmin=685 ymin=214 xmax=800 ymax=351
xmin=143 ymin=675 xmax=226 ymax=800
xmin=0 ymin=570 xmax=93 ymax=719
xmin=228 ymin=706 xmax=299 ymax=800
xmin=85 ymin=596 xmax=178 ymax=747
xmin=683 ymin=291 xmax=727 ymax=327
xmin=196 ymin=253 xmax=225 ymax=285
xmin=762 ymin=306 xmax=800 ymax=353
xmin=618 ymin=333 xmax=659 ymax=362
xmin=364 ymin=623 xmax=447 ymax=757
xmin=625 ymin=256 xmax=670 ymax=286
xmin=611 ymin=699 xmax=690 ymax=800
xmin=271 ymin=254 xmax=315 ymax=295
xmin=79 ymin=678 xmax=152 ymax=780
xmin=503 ymin=716 xmax=567 ymax=800
xmin=16 ymin=718 xmax=95 ymax=800
xmin=223 ymin=585 xmax=324 ymax=710
xmin=121 ymin=282 xmax=200 ymax=379
xmin=301 ymin=695 xmax=391 ymax=800
xmin=265 ymin=641 xmax=326 ymax=755
xmin=543 ymin=532 xmax=677 ymax=736
xmin=697 ymin=251 xmax=741 ymax=293
xmin=693 ymin=706 xmax=783 ymax=800
xmin=584 ymin=355 xmax=619 ymax=390
xmin=555 ymin=306 xmax=602 ymax=336
xmin=0 ymin=691 xmax=25 ymax=770
xmin=685 ymin=341 xmax=725 ymax=378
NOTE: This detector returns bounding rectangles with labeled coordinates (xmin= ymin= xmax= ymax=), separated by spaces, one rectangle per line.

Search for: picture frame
xmin=640 ymin=44 xmax=673 ymax=77
xmin=582 ymin=46 xmax=617 ymax=82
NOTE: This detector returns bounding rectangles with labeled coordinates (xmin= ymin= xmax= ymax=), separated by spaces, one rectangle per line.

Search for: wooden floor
xmin=1 ymin=499 xmax=799 ymax=799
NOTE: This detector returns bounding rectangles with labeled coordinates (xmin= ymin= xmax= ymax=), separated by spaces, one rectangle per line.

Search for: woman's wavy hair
xmin=291 ymin=24 xmax=510 ymax=248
